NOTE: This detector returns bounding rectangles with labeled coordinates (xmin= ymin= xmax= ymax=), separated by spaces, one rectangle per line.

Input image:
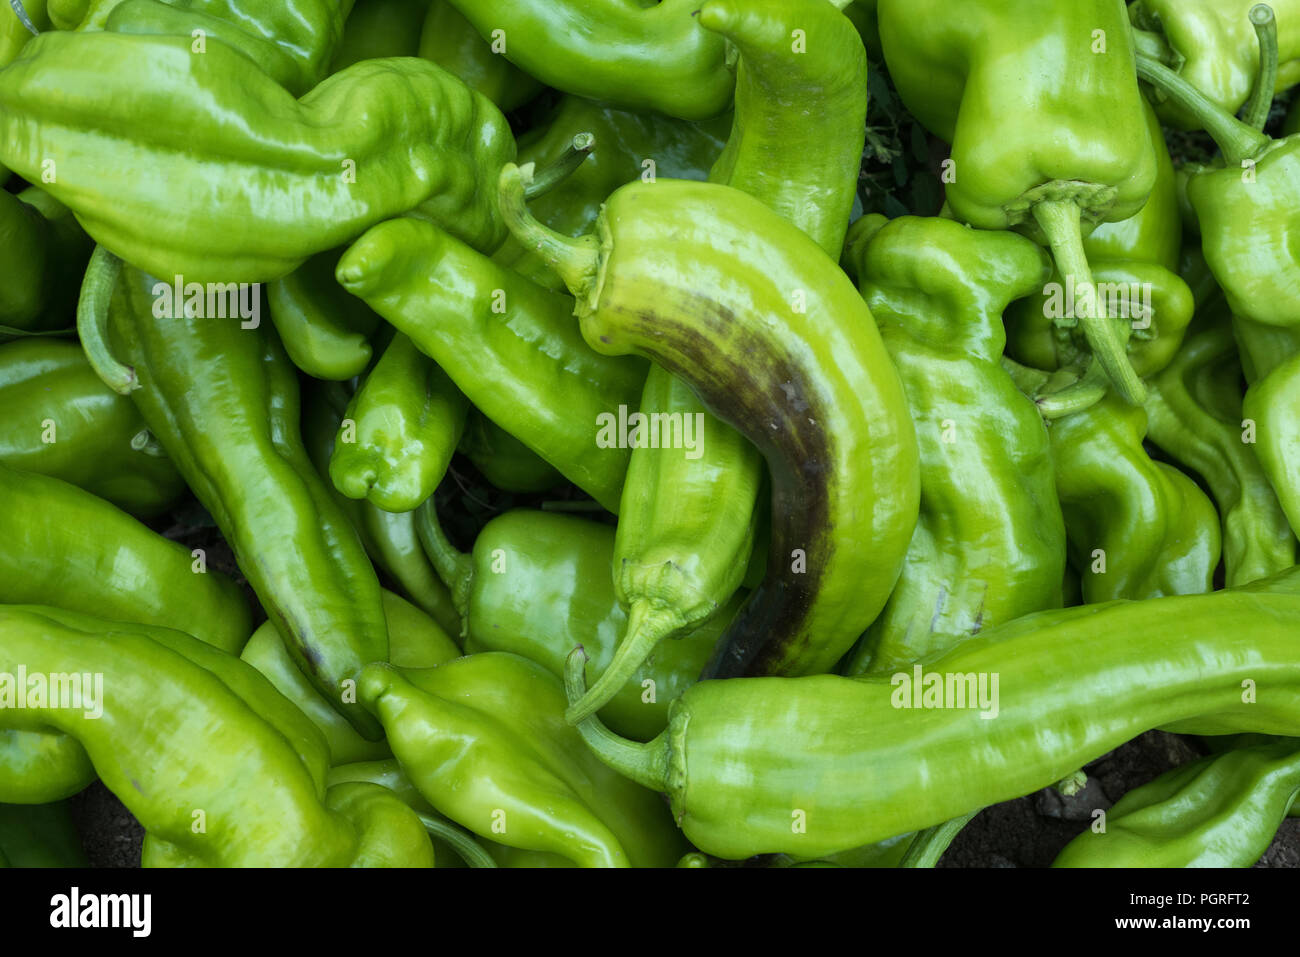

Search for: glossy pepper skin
xmin=501 ymin=171 xmax=920 ymax=678
xmin=0 ymin=338 xmax=184 ymax=516
xmin=439 ymin=0 xmax=730 ymax=120
xmin=0 ymin=606 xmax=436 ymax=866
xmin=0 ymin=186 xmax=93 ymax=334
xmin=878 ymin=0 xmax=1158 ymax=405
xmin=1004 ymin=103 xmax=1193 ymax=382
xmin=337 ymin=218 xmax=647 ymax=514
xmin=358 ymin=652 xmax=688 ymax=867
xmin=418 ymin=0 xmax=542 ymax=112
xmin=494 ymin=94 xmax=730 ymax=292
xmin=241 ymin=590 xmax=461 ymax=767
xmin=1146 ymin=301 xmax=1297 ymax=586
xmin=1048 ymin=393 xmax=1221 ymax=603
xmin=1054 ymin=739 xmax=1300 ymax=867
xmin=266 ymin=247 xmax=381 ymax=382
xmin=841 ymin=217 xmax=1066 ymax=676
xmin=330 ymin=333 xmax=469 ymax=513
xmin=417 ymin=505 xmax=733 ymax=742
xmin=0 ymin=802 xmax=87 ymax=867
xmin=0 ymin=30 xmax=515 ymax=283
xmin=65 ymin=0 xmax=354 ymax=95
xmin=456 ymin=410 xmax=563 ymax=494
xmin=105 ymin=265 xmax=387 ymax=739
xmin=1130 ymin=0 xmax=1300 ymax=131
xmin=567 ymin=568 xmax=1300 ymax=860
xmin=302 ymin=379 xmax=462 ymax=638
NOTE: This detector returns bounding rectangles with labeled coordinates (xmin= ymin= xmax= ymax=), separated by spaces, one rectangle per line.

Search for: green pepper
xmin=0 ymin=185 xmax=93 ymax=335
xmin=1048 ymin=392 xmax=1221 ymax=603
xmin=0 ymin=605 xmax=438 ymax=866
xmin=456 ymin=410 xmax=563 ymax=494
xmin=878 ymin=0 xmax=1160 ymax=405
xmin=329 ymin=0 xmax=425 ymax=70
xmin=1 ymin=1 xmax=45 ymax=70
xmin=567 ymin=567 xmax=1300 ymax=860
xmin=494 ymin=95 xmax=730 ymax=293
xmin=0 ymin=29 xmax=514 ymax=283
xmin=841 ymin=217 xmax=1066 ymax=676
xmin=266 ymin=248 xmax=382 ymax=381
xmin=68 ymin=0 xmax=353 ymax=96
xmin=500 ymin=170 xmax=919 ymax=679
xmin=1053 ymin=738 xmax=1300 ymax=867
xmin=302 ymin=378 xmax=462 ymax=638
xmin=1130 ymin=0 xmax=1300 ymax=131
xmin=0 ymin=802 xmax=87 ymax=867
xmin=0 ymin=338 xmax=184 ymax=516
xmin=358 ymin=652 xmax=688 ymax=867
xmin=241 ymin=589 xmax=461 ymax=767
xmin=330 ymin=333 xmax=469 ymax=513
xmin=1004 ymin=103 xmax=1193 ymax=383
xmin=417 ymin=505 xmax=734 ymax=742
xmin=437 ymin=0 xmax=731 ymax=120
xmin=101 ymin=263 xmax=388 ymax=738
xmin=337 ymin=218 xmax=647 ymax=514
xmin=417 ymin=0 xmax=542 ymax=112
xmin=1146 ymin=299 xmax=1297 ymax=586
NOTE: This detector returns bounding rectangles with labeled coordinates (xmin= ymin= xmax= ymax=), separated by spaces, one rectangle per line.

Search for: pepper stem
xmin=413 ymin=499 xmax=473 ymax=622
xmin=1135 ymin=55 xmax=1271 ymax=164
xmin=1032 ymin=201 xmax=1145 ymax=406
xmin=415 ymin=813 xmax=498 ymax=868
xmin=1035 ymin=361 xmax=1111 ymax=420
xmin=563 ymin=646 xmax=669 ymax=793
xmin=77 ymin=245 xmax=137 ymax=395
xmin=498 ymin=163 xmax=601 ymax=298
xmin=129 ymin=428 xmax=166 ymax=457
xmin=898 ymin=809 xmax=979 ymax=868
xmin=564 ymin=600 xmax=682 ymax=726
xmin=1242 ymin=4 xmax=1279 ymax=131
xmin=523 ymin=132 xmax=596 ymax=201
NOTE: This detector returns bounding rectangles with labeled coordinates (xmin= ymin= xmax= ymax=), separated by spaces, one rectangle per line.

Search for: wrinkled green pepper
xmin=1054 ymin=738 xmax=1300 ymax=867
xmin=567 ymin=567 xmax=1300 ymax=860
xmin=0 ymin=338 xmax=184 ymax=516
xmin=501 ymin=170 xmax=919 ymax=679
xmin=0 ymin=30 xmax=514 ymax=283
xmin=418 ymin=0 xmax=542 ymax=112
xmin=1048 ymin=392 xmax=1221 ymax=603
xmin=438 ymin=0 xmax=731 ymax=119
xmin=338 ymin=217 xmax=647 ymax=513
xmin=358 ymin=652 xmax=688 ymax=867
xmin=842 ymin=216 xmax=1066 ymax=676
xmin=879 ymin=0 xmax=1160 ymax=405
xmin=417 ymin=505 xmax=731 ymax=742
xmin=330 ymin=332 xmax=469 ymax=513
xmin=103 ymin=264 xmax=387 ymax=738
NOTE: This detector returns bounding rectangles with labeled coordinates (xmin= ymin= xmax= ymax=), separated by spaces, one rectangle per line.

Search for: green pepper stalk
xmin=1241 ymin=4 xmax=1281 ymax=130
xmin=566 ymin=568 xmax=1300 ymax=860
xmin=501 ymin=167 xmax=920 ymax=678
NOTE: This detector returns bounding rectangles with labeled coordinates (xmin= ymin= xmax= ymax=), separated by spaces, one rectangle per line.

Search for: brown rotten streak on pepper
xmin=603 ymin=294 xmax=833 ymax=678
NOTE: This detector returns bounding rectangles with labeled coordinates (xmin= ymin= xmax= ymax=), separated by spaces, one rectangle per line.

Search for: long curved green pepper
xmin=1146 ymin=300 xmax=1297 ymax=586
xmin=98 ymin=264 xmax=389 ymax=738
xmin=501 ymin=169 xmax=919 ymax=678
xmin=566 ymin=568 xmax=1300 ymax=860
xmin=330 ymin=333 xmax=469 ymax=513
xmin=878 ymin=0 xmax=1159 ymax=406
xmin=841 ymin=217 xmax=1066 ymax=676
xmin=1053 ymin=738 xmax=1300 ymax=867
xmin=302 ymin=379 xmax=462 ymax=638
xmin=437 ymin=0 xmax=732 ymax=120
xmin=1048 ymin=393 xmax=1222 ymax=603
xmin=266 ymin=247 xmax=382 ymax=381
xmin=0 ymin=29 xmax=515 ymax=283
xmin=337 ymin=217 xmax=647 ymax=513
xmin=0 ymin=338 xmax=185 ymax=517
xmin=417 ymin=0 xmax=543 ymax=112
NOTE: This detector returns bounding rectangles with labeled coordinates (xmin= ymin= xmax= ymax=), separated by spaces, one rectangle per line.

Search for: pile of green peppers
xmin=0 ymin=0 xmax=1297 ymax=870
